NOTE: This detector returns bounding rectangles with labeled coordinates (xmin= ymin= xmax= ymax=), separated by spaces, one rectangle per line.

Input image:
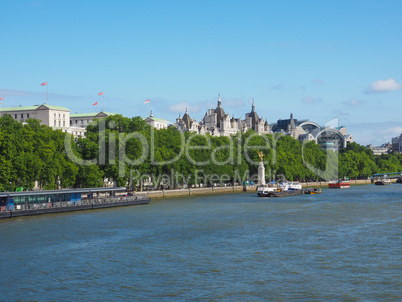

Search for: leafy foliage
xmin=1 ymin=114 xmax=401 ymax=191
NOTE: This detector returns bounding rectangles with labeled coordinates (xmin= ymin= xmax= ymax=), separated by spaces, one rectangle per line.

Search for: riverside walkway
xmin=136 ymin=178 xmax=379 ymax=199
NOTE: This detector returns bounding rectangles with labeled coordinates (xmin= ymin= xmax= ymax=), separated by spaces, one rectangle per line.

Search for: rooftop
xmin=0 ymin=104 xmax=70 ymax=112
xmin=144 ymin=116 xmax=168 ymax=122
xmin=70 ymin=112 xmax=117 ymax=118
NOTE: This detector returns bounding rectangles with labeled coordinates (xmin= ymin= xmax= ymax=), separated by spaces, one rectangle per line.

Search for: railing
xmin=0 ymin=195 xmax=149 ymax=212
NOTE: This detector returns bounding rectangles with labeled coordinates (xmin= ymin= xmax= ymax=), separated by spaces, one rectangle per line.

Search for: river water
xmin=0 ymin=185 xmax=401 ymax=301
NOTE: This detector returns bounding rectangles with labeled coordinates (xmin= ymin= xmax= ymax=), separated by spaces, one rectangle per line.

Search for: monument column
xmin=257 ymin=151 xmax=266 ymax=186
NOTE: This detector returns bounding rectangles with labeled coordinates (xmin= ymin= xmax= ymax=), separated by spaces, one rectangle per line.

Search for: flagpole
xmin=103 ymin=94 xmax=105 ymax=112
xmin=47 ymin=84 xmax=48 ymax=105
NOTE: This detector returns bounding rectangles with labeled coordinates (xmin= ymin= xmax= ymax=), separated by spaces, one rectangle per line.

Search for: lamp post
xmin=9 ymin=182 xmax=12 ymax=192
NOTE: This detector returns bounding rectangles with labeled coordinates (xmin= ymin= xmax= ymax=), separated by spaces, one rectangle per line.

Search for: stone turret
xmin=214 ymin=95 xmax=226 ymax=128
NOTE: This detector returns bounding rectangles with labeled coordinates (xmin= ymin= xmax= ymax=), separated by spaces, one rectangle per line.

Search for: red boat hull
xmin=328 ymin=182 xmax=350 ymax=189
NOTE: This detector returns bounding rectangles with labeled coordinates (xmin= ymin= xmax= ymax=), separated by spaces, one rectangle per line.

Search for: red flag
xmin=93 ymin=101 xmax=98 ymax=106
xmin=144 ymin=99 xmax=150 ymax=104
xmin=0 ymin=97 xmax=3 ymax=101
xmin=40 ymin=82 xmax=47 ymax=86
xmin=98 ymin=91 xmax=104 ymax=96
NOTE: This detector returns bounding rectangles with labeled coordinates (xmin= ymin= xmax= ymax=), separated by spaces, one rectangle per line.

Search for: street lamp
xmin=9 ymin=182 xmax=12 ymax=192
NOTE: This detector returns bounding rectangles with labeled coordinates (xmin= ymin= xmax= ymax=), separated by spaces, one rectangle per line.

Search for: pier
xmin=0 ymin=188 xmax=150 ymax=219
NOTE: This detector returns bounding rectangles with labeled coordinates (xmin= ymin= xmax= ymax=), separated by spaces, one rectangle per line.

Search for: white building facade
xmin=175 ymin=96 xmax=270 ymax=137
xmin=0 ymin=104 xmax=70 ymax=130
xmin=144 ymin=112 xmax=168 ymax=130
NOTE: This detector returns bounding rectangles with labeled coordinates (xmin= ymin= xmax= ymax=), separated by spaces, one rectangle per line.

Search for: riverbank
xmin=135 ymin=178 xmax=399 ymax=199
xmin=135 ymin=186 xmax=245 ymax=199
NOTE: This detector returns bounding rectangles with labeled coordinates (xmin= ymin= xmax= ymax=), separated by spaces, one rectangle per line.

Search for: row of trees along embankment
xmin=1 ymin=114 xmax=401 ymax=191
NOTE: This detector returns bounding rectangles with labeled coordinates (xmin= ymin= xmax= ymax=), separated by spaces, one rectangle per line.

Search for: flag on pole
xmin=98 ymin=91 xmax=104 ymax=96
xmin=0 ymin=97 xmax=3 ymax=101
xmin=40 ymin=82 xmax=47 ymax=86
xmin=144 ymin=99 xmax=150 ymax=104
xmin=93 ymin=101 xmax=98 ymax=106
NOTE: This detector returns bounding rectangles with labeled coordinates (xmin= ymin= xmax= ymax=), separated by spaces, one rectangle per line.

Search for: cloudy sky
xmin=0 ymin=0 xmax=401 ymax=145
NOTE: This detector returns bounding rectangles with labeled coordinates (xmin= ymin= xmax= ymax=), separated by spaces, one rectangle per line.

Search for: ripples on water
xmin=0 ymin=185 xmax=401 ymax=301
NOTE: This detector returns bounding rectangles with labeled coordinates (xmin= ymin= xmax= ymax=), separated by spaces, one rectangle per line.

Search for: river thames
xmin=0 ymin=185 xmax=401 ymax=301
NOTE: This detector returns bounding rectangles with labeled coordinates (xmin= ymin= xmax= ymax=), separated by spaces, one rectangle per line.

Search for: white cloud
xmin=366 ymin=78 xmax=401 ymax=93
xmin=168 ymin=102 xmax=200 ymax=114
xmin=225 ymin=99 xmax=246 ymax=108
xmin=377 ymin=126 xmax=402 ymax=136
xmin=343 ymin=98 xmax=365 ymax=106
xmin=331 ymin=110 xmax=349 ymax=117
xmin=312 ymin=79 xmax=324 ymax=85
xmin=301 ymin=96 xmax=322 ymax=105
xmin=0 ymin=89 xmax=31 ymax=97
xmin=270 ymin=83 xmax=283 ymax=90
xmin=347 ymin=121 xmax=402 ymax=145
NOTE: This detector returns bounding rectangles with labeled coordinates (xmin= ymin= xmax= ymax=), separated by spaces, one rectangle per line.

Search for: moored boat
xmin=328 ymin=180 xmax=350 ymax=189
xmin=278 ymin=181 xmax=302 ymax=191
xmin=374 ymin=178 xmax=391 ymax=185
xmin=257 ymin=183 xmax=279 ymax=197
xmin=306 ymin=187 xmax=322 ymax=194
xmin=269 ymin=189 xmax=303 ymax=197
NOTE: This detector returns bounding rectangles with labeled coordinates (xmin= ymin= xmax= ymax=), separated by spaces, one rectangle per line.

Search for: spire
xmin=214 ymin=93 xmax=226 ymax=128
xmin=150 ymin=110 xmax=153 ymax=117
xmin=182 ymin=108 xmax=191 ymax=129
xmin=289 ymin=113 xmax=296 ymax=130
xmin=248 ymin=99 xmax=259 ymax=130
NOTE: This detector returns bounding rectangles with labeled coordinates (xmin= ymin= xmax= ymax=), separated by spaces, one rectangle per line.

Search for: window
xmin=63 ymin=114 xmax=65 ymax=118
xmin=59 ymin=114 xmax=61 ymax=118
xmin=54 ymin=120 xmax=56 ymax=126
xmin=27 ymin=114 xmax=30 ymax=118
xmin=81 ymin=120 xmax=83 ymax=124
xmin=75 ymin=120 xmax=78 ymax=124
xmin=63 ymin=121 xmax=65 ymax=127
xmin=59 ymin=121 xmax=61 ymax=127
xmin=21 ymin=114 xmax=23 ymax=118
xmin=15 ymin=114 xmax=17 ymax=119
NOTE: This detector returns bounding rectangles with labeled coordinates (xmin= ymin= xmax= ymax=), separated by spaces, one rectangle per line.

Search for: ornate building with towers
xmin=174 ymin=96 xmax=270 ymax=137
xmin=173 ymin=95 xmax=352 ymax=150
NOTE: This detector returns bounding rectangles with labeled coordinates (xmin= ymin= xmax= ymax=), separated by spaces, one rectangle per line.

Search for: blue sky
xmin=1 ymin=0 xmax=401 ymax=145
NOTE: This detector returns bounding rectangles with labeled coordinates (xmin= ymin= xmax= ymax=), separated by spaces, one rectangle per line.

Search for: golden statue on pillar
xmin=257 ymin=151 xmax=264 ymax=162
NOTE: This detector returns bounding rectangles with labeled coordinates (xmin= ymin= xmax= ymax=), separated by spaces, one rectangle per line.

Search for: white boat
xmin=374 ymin=178 xmax=391 ymax=185
xmin=257 ymin=184 xmax=279 ymax=197
xmin=278 ymin=182 xmax=302 ymax=191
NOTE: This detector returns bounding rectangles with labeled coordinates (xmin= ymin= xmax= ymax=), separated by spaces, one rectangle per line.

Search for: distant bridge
xmin=372 ymin=172 xmax=402 ymax=179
